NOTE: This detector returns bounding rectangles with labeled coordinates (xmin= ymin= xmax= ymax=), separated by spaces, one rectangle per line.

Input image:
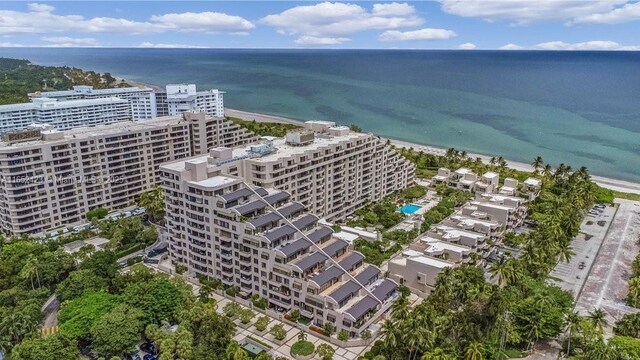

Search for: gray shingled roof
xmin=248 ymin=212 xmax=281 ymax=228
xmin=221 ymin=188 xmax=253 ymax=202
xmin=338 ymin=252 xmax=364 ymax=271
xmin=292 ymin=214 xmax=318 ymax=230
xmin=372 ymin=279 xmax=396 ymax=301
xmin=277 ymin=238 xmax=310 ymax=257
xmin=346 ymin=296 xmax=378 ymax=320
xmin=328 ymin=280 xmax=360 ymax=304
xmin=264 ymin=225 xmax=296 ymax=242
xmin=278 ymin=202 xmax=305 ymax=218
xmin=294 ymin=251 xmax=327 ymax=272
xmin=235 ymin=200 xmax=266 ymax=215
xmin=321 ymin=239 xmax=348 ymax=258
xmin=309 ymin=266 xmax=343 ymax=288
xmin=264 ymin=192 xmax=290 ymax=205
xmin=307 ymin=227 xmax=333 ymax=243
xmin=354 ymin=266 xmax=380 ymax=285
xmin=255 ymin=188 xmax=269 ymax=197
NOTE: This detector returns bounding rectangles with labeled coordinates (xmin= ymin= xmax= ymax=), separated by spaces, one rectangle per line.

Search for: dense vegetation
xmin=0 ymin=58 xmax=129 ymax=105
xmin=227 ymin=117 xmax=301 ymax=137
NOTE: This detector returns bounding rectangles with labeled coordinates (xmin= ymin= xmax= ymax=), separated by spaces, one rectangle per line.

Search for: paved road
xmin=41 ymin=295 xmax=60 ymax=329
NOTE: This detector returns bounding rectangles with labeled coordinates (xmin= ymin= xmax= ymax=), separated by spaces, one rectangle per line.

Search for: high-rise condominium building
xmin=30 ymin=85 xmax=158 ymax=120
xmin=0 ymin=97 xmax=131 ymax=133
xmin=161 ymin=121 xmax=415 ymax=222
xmin=160 ymin=84 xmax=225 ymax=117
xmin=158 ymin=166 xmax=398 ymax=337
xmin=0 ymin=112 xmax=256 ymax=235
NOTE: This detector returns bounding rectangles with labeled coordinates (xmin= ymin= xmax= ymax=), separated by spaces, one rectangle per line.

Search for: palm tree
xmin=531 ymin=156 xmax=544 ymax=174
xmin=489 ymin=157 xmax=497 ymax=166
xmin=19 ymin=255 xmax=41 ymax=290
xmin=556 ymin=242 xmax=575 ymax=264
xmin=297 ymin=331 xmax=307 ymax=342
xmin=627 ymin=277 xmax=640 ymax=306
xmin=391 ymin=295 xmax=410 ymax=322
xmin=489 ymin=257 xmax=509 ymax=287
xmin=381 ymin=319 xmax=399 ymax=351
xmin=565 ymin=311 xmax=581 ymax=356
xmin=225 ymin=341 xmax=243 ymax=360
xmin=464 ymin=341 xmax=485 ymax=360
xmin=589 ymin=308 xmax=608 ymax=334
xmin=542 ymin=164 xmax=553 ymax=178
xmin=139 ymin=185 xmax=165 ymax=222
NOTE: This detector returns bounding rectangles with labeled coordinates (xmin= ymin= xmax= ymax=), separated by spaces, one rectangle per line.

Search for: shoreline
xmin=225 ymin=108 xmax=640 ymax=195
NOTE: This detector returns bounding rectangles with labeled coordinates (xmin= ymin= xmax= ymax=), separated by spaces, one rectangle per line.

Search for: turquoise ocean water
xmin=2 ymin=48 xmax=639 ymax=182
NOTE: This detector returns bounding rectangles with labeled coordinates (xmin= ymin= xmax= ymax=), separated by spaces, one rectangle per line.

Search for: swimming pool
xmin=399 ymin=204 xmax=422 ymax=214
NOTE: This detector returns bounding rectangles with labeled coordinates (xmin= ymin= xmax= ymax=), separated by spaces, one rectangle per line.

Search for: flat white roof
xmin=434 ymin=225 xmax=486 ymax=239
xmin=455 ymin=167 xmax=471 ymax=175
xmin=449 ymin=215 xmax=498 ymax=227
xmin=524 ymin=178 xmax=541 ymax=186
xmin=471 ymin=201 xmax=514 ymax=211
xmin=36 ymin=86 xmax=152 ymax=97
xmin=409 ymin=255 xmax=452 ymax=269
xmin=191 ymin=175 xmax=237 ymax=189
xmin=483 ymin=172 xmax=498 ymax=178
xmin=421 ymin=237 xmax=472 ymax=253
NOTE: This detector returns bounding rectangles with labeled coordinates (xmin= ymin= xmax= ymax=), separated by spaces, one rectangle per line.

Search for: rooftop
xmin=0 ymin=97 xmax=128 ymax=112
xmin=33 ymin=86 xmax=153 ymax=97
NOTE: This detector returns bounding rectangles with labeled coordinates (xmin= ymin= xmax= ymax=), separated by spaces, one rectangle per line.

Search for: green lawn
xmin=290 ymin=341 xmax=315 ymax=356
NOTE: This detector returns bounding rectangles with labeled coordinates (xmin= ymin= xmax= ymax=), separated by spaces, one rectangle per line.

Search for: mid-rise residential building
xmin=158 ymin=165 xmax=397 ymax=337
xmin=30 ymin=85 xmax=158 ymax=120
xmin=158 ymin=84 xmax=225 ymax=117
xmin=0 ymin=112 xmax=256 ymax=235
xmin=388 ymin=249 xmax=452 ymax=297
xmin=162 ymin=121 xmax=415 ymax=222
xmin=0 ymin=97 xmax=131 ymax=133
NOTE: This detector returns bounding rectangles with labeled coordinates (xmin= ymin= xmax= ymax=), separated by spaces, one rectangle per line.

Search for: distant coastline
xmin=224 ymin=108 xmax=640 ymax=196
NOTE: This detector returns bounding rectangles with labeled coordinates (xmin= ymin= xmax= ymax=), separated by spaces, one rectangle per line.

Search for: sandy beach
xmin=226 ymin=108 xmax=640 ymax=195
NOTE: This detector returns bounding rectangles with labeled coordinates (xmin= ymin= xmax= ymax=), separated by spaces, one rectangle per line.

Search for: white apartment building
xmin=0 ymin=97 xmax=131 ymax=133
xmin=158 ymin=165 xmax=397 ymax=337
xmin=30 ymin=85 xmax=158 ymax=120
xmin=162 ymin=84 xmax=225 ymax=117
xmin=159 ymin=121 xmax=415 ymax=222
xmin=0 ymin=112 xmax=256 ymax=235
xmin=388 ymin=249 xmax=452 ymax=297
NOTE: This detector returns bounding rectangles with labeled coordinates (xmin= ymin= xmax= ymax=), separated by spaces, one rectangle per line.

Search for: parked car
xmin=132 ymin=208 xmax=146 ymax=215
xmin=124 ymin=354 xmax=142 ymax=360
xmin=143 ymin=354 xmax=156 ymax=360
xmin=140 ymin=342 xmax=158 ymax=355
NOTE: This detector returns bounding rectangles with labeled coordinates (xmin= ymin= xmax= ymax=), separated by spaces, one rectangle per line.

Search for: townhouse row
xmin=389 ymin=169 xmax=540 ymax=297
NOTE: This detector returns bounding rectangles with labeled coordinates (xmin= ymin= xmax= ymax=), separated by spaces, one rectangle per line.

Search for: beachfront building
xmin=0 ymin=112 xmax=256 ymax=235
xmin=158 ymin=168 xmax=396 ymax=337
xmin=159 ymin=84 xmax=225 ymax=117
xmin=160 ymin=120 xmax=415 ymax=222
xmin=0 ymin=97 xmax=131 ymax=133
xmin=29 ymin=85 xmax=158 ymax=120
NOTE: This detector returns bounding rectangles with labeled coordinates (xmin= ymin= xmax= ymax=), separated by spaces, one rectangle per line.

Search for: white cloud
xmin=138 ymin=42 xmax=209 ymax=49
xmin=0 ymin=4 xmax=254 ymax=35
xmin=294 ymin=36 xmax=351 ymax=46
xmin=570 ymin=1 xmax=640 ymax=24
xmin=440 ymin=0 xmax=627 ymax=25
xmin=379 ymin=28 xmax=456 ymax=41
xmin=458 ymin=42 xmax=476 ymax=49
xmin=499 ymin=43 xmax=524 ymax=50
xmin=27 ymin=3 xmax=54 ymax=13
xmin=41 ymin=36 xmax=99 ymax=47
xmin=262 ymin=2 xmax=424 ymax=38
xmin=150 ymin=12 xmax=255 ymax=33
xmin=372 ymin=3 xmax=415 ymax=16
xmin=535 ymin=40 xmax=640 ymax=50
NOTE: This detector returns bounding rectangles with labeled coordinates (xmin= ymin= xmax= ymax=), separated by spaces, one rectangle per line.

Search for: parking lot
xmin=574 ymin=199 xmax=640 ymax=324
xmin=550 ymin=203 xmax=616 ymax=297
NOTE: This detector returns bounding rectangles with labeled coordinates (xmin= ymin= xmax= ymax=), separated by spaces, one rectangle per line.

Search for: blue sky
xmin=1 ymin=1 xmax=639 ymax=49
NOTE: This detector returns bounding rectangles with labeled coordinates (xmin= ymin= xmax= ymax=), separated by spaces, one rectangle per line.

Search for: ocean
xmin=2 ymin=48 xmax=639 ymax=182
